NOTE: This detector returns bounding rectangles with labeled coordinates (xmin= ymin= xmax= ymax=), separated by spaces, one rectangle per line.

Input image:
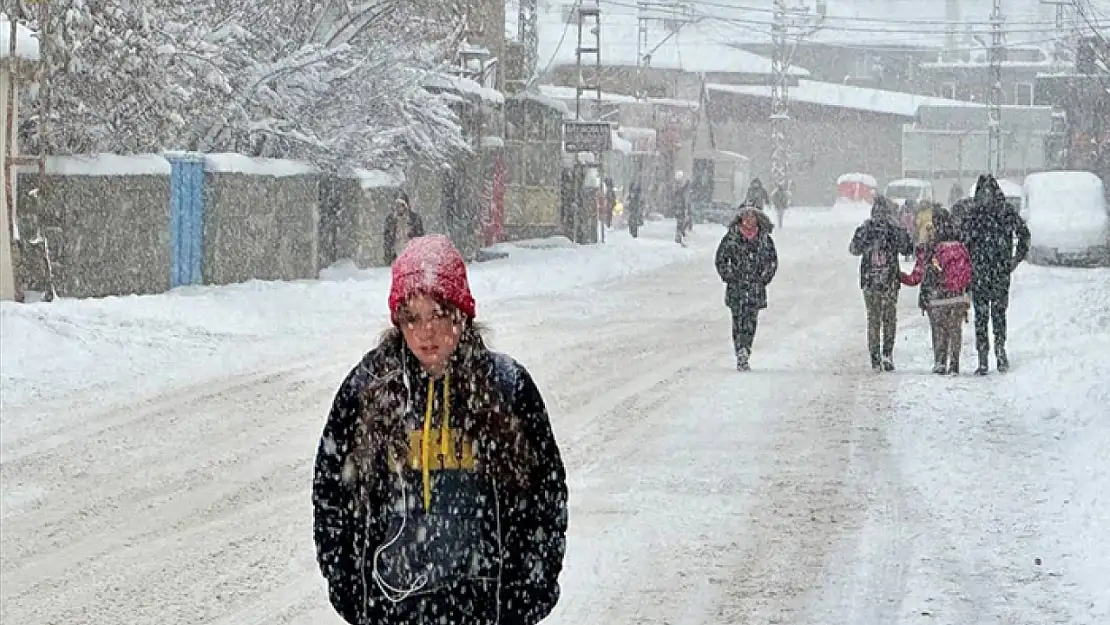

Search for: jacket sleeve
xmin=1012 ymin=210 xmax=1031 ymax=265
xmin=900 ymin=248 xmax=926 ymax=286
xmin=714 ymin=236 xmax=737 ymax=283
xmin=500 ymin=364 xmax=568 ymax=625
xmin=313 ymin=365 xmax=369 ymax=625
xmin=761 ymin=236 xmax=779 ymax=285
xmin=896 ymin=227 xmax=914 ymax=256
xmin=383 ymin=215 xmax=397 ymax=265
xmin=849 ymin=223 xmax=869 ymax=255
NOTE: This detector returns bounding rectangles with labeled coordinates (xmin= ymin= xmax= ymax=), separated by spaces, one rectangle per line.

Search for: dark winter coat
xmin=627 ymin=183 xmax=643 ymax=225
xmin=746 ymin=179 xmax=770 ymax=210
xmin=383 ymin=209 xmax=426 ymax=265
xmin=963 ymin=174 xmax=1031 ymax=290
xmin=850 ymin=197 xmax=914 ymax=292
xmin=312 ymin=328 xmax=567 ymax=625
xmin=714 ymin=208 xmax=778 ymax=310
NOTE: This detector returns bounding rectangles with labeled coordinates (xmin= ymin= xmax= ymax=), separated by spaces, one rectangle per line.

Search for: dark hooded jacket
xmin=714 ymin=206 xmax=778 ymax=309
xmin=746 ymin=179 xmax=770 ymax=210
xmin=383 ymin=191 xmax=426 ymax=265
xmin=962 ymin=174 xmax=1030 ymax=289
xmin=313 ymin=327 xmax=568 ymax=625
xmin=850 ymin=196 xmax=914 ymax=291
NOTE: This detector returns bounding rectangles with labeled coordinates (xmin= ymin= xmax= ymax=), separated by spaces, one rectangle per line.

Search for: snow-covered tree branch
xmin=22 ymin=0 xmax=474 ymax=170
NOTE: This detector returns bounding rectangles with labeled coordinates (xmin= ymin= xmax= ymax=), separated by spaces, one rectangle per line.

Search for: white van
xmin=1021 ymin=171 xmax=1110 ymax=267
xmin=883 ymin=178 xmax=934 ymax=207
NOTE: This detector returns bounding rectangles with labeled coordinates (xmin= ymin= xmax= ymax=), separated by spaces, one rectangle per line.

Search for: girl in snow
xmin=312 ymin=234 xmax=568 ymax=625
xmin=714 ymin=204 xmax=779 ymax=371
xmin=900 ymin=208 xmax=973 ymax=375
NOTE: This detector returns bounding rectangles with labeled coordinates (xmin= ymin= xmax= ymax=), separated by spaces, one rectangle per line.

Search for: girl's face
xmin=397 ymin=295 xmax=463 ymax=376
xmin=740 ymin=212 xmax=758 ymax=230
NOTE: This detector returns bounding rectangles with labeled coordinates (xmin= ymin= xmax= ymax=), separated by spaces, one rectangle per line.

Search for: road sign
xmin=563 ymin=121 xmax=613 ymax=152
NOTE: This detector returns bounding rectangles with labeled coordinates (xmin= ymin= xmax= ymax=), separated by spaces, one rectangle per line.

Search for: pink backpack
xmin=932 ymin=242 xmax=972 ymax=293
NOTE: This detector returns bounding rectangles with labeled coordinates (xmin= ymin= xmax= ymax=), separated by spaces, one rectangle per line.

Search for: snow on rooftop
xmin=537 ymin=84 xmax=698 ymax=108
xmin=351 ymin=168 xmax=405 ymax=190
xmin=536 ymin=6 xmax=807 ymax=76
xmin=0 ymin=13 xmax=40 ymax=61
xmin=44 ymin=154 xmax=172 ymax=176
xmin=708 ymin=79 xmax=980 ymax=118
xmin=424 ymin=72 xmax=504 ymax=105
xmin=204 ymin=154 xmax=316 ymax=177
xmin=837 ymin=172 xmax=878 ymax=187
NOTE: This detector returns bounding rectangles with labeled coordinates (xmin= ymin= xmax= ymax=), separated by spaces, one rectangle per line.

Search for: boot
xmin=881 ymin=356 xmax=895 ymax=372
xmin=736 ymin=347 xmax=751 ymax=372
xmin=996 ymin=345 xmax=1010 ymax=373
xmin=974 ymin=351 xmax=989 ymax=376
xmin=932 ymin=361 xmax=947 ymax=375
xmin=948 ymin=356 xmax=960 ymax=375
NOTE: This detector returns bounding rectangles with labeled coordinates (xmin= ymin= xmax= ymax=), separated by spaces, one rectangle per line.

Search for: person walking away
xmin=771 ymin=182 xmax=790 ymax=229
xmin=746 ymin=178 xmax=770 ymax=210
xmin=674 ymin=174 xmax=692 ymax=245
xmin=312 ymin=235 xmax=568 ymax=625
xmin=899 ymin=208 xmax=973 ymax=374
xmin=963 ymin=174 xmax=1031 ymax=375
xmin=915 ymin=201 xmax=936 ymax=249
xmin=715 ymin=204 xmax=779 ymax=371
xmin=850 ymin=195 xmax=914 ymax=372
xmin=627 ymin=181 xmax=644 ymax=238
xmin=383 ymin=190 xmax=425 ymax=265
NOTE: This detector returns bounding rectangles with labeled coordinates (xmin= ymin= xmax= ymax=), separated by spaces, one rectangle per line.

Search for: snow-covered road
xmin=2 ymin=210 xmax=1106 ymax=625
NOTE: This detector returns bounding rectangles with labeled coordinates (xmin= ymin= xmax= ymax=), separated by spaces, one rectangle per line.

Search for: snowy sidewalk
xmin=807 ymin=264 xmax=1110 ymax=624
xmin=0 ymin=221 xmax=718 ymax=412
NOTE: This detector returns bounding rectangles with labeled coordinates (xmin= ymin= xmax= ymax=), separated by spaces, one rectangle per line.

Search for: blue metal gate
xmin=168 ymin=154 xmax=206 ymax=287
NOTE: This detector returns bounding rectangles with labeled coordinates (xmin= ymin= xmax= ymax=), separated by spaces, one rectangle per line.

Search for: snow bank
xmin=350 ymin=168 xmax=404 ymax=189
xmin=888 ymin=265 xmax=1110 ymax=622
xmin=0 ymin=221 xmax=716 ymax=409
xmin=0 ymin=14 xmax=39 ymax=61
xmin=44 ymin=154 xmax=171 ymax=176
xmin=204 ymin=153 xmax=316 ymax=177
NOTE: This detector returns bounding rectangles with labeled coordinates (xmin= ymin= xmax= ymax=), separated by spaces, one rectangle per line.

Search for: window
xmin=1015 ymin=82 xmax=1034 ymax=106
xmin=939 ymin=83 xmax=957 ymax=99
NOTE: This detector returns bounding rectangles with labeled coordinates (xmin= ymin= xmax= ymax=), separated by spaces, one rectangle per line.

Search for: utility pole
xmin=634 ymin=2 xmax=696 ymax=100
xmin=518 ymin=0 xmax=538 ymax=88
xmin=1039 ymin=0 xmax=1074 ymax=65
xmin=770 ymin=1 xmax=824 ymax=201
xmin=987 ymin=0 xmax=1005 ymax=174
xmin=573 ymin=0 xmax=604 ymax=243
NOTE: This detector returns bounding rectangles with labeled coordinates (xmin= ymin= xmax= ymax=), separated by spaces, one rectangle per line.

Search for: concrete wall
xmin=202 ymin=164 xmax=319 ymax=285
xmin=15 ymin=155 xmax=173 ymax=299
xmin=318 ymin=173 xmax=401 ymax=270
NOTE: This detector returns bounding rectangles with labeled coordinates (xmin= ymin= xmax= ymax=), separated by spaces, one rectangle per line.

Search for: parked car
xmin=1021 ymin=171 xmax=1110 ymax=267
xmin=883 ymin=178 xmax=935 ymax=208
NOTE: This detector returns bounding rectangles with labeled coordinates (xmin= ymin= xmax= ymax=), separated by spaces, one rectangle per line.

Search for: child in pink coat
xmin=900 ymin=208 xmax=973 ymax=374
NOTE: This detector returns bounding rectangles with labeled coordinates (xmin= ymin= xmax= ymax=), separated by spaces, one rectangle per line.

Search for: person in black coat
xmin=746 ymin=178 xmax=770 ymax=210
xmin=850 ymin=195 xmax=914 ymax=372
xmin=963 ymin=173 xmax=1031 ymax=374
xmin=313 ymin=235 xmax=568 ymax=625
xmin=714 ymin=204 xmax=779 ymax=371
xmin=626 ymin=181 xmax=643 ymax=237
xmin=383 ymin=190 xmax=425 ymax=265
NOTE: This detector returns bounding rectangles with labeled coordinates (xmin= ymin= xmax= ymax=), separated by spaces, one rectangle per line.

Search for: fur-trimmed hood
xmin=728 ymin=204 xmax=775 ymax=234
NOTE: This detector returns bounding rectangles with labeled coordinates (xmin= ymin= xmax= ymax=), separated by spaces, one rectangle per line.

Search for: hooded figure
xmin=313 ymin=235 xmax=568 ymax=625
xmin=746 ymin=178 xmax=770 ymax=210
xmin=383 ymin=190 xmax=426 ymax=265
xmin=849 ymin=195 xmax=914 ymax=371
xmin=626 ymin=181 xmax=643 ymax=237
xmin=900 ymin=208 xmax=974 ymax=374
xmin=714 ymin=204 xmax=779 ymax=370
xmin=962 ymin=174 xmax=1031 ymax=374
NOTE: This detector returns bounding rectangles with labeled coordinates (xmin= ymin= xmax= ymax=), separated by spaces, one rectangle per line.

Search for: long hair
xmin=355 ymin=316 xmax=534 ymax=490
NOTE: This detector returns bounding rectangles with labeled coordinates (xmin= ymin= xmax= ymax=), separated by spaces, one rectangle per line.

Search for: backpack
xmin=930 ymin=242 xmax=973 ymax=294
